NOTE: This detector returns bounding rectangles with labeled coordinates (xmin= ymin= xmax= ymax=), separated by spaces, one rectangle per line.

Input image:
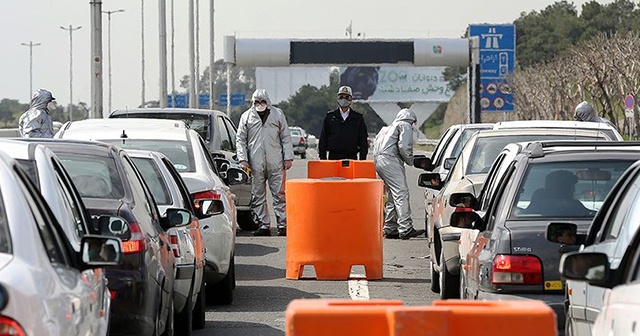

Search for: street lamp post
xmin=20 ymin=41 xmax=41 ymax=100
xmin=102 ymin=9 xmax=125 ymax=115
xmin=60 ymin=25 xmax=82 ymax=121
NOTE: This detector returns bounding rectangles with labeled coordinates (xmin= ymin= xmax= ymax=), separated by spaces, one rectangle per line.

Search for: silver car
xmin=56 ymin=118 xmax=244 ymax=305
xmin=0 ymin=149 xmax=122 ymax=335
xmin=126 ymin=149 xmax=207 ymax=331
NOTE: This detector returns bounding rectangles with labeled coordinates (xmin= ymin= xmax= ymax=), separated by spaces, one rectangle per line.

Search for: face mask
xmin=47 ymin=101 xmax=57 ymax=110
xmin=255 ymin=104 xmax=267 ymax=112
xmin=338 ymin=99 xmax=351 ymax=107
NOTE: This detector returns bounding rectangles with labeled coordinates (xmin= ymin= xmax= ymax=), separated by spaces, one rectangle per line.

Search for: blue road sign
xmin=219 ymin=93 xmax=247 ymax=107
xmin=168 ymin=94 xmax=189 ymax=108
xmin=199 ymin=94 xmax=210 ymax=107
xmin=469 ymin=24 xmax=516 ymax=112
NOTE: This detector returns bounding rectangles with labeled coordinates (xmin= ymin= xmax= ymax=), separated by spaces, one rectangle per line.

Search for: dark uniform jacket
xmin=319 ymin=108 xmax=369 ymax=160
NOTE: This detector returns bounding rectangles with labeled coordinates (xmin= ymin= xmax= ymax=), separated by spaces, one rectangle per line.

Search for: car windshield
xmin=466 ymin=134 xmax=601 ymax=175
xmin=101 ymin=140 xmax=195 ymax=173
xmin=56 ymin=153 xmax=126 ymax=200
xmin=131 ymin=157 xmax=172 ymax=206
xmin=510 ymin=160 xmax=634 ymax=219
xmin=111 ymin=112 xmax=209 ymax=140
xmin=0 ymin=190 xmax=11 ymax=254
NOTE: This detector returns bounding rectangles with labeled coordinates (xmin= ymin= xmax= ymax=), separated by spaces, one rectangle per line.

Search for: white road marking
xmin=348 ymin=272 xmax=370 ymax=301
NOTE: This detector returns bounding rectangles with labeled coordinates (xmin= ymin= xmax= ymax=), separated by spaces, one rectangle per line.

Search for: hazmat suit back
xmin=373 ymin=108 xmax=417 ymax=235
xmin=236 ymin=89 xmax=294 ymax=229
xmin=19 ymin=89 xmax=55 ymax=138
xmin=574 ymin=101 xmax=618 ymax=130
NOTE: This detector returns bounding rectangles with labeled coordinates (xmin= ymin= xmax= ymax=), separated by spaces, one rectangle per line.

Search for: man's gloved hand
xmin=284 ymin=160 xmax=293 ymax=170
xmin=240 ymin=161 xmax=250 ymax=171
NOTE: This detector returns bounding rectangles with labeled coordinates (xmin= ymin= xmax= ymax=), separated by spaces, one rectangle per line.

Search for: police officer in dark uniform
xmin=319 ymin=86 xmax=369 ymax=160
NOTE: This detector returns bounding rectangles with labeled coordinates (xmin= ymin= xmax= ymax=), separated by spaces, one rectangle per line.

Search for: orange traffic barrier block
xmin=307 ymin=160 xmax=376 ymax=179
xmin=286 ymin=178 xmax=384 ymax=280
xmin=286 ymin=299 xmax=557 ymax=336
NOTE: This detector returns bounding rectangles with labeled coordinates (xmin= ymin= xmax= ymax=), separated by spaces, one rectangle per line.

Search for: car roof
xmin=0 ymin=139 xmax=39 ymax=160
xmin=521 ymin=140 xmax=640 ymax=158
xmin=109 ymin=108 xmax=227 ymax=117
xmin=124 ymin=149 xmax=168 ymax=160
xmin=475 ymin=128 xmax=609 ymax=138
xmin=458 ymin=123 xmax=494 ymax=130
xmin=494 ymin=120 xmax=618 ymax=132
xmin=58 ymin=118 xmax=190 ymax=142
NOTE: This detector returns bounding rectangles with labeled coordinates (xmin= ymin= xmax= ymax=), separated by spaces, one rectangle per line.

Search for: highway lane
xmin=195 ymin=149 xmax=437 ymax=335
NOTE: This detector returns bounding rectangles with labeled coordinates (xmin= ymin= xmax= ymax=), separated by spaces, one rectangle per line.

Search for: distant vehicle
xmin=56 ymin=118 xmax=247 ymax=305
xmin=26 ymin=139 xmax=179 ymax=336
xmin=454 ymin=141 xmax=640 ymax=332
xmin=0 ymin=149 xmax=122 ymax=336
xmin=108 ymin=108 xmax=254 ymax=230
xmin=289 ymin=127 xmax=307 ymax=159
xmin=127 ymin=149 xmax=207 ymax=333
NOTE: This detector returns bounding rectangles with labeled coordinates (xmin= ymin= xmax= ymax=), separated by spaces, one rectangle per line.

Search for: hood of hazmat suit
xmin=18 ymin=89 xmax=55 ymax=138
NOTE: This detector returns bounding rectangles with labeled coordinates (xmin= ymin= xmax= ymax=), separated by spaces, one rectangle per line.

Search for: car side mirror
xmin=413 ymin=155 xmax=434 ymax=171
xmin=80 ymin=235 xmax=123 ymax=269
xmin=194 ymin=197 xmax=224 ymax=219
xmin=160 ymin=208 xmax=192 ymax=230
xmin=95 ymin=215 xmax=131 ymax=240
xmin=418 ymin=173 xmax=443 ymax=190
xmin=226 ymin=167 xmax=249 ymax=185
xmin=443 ymin=157 xmax=456 ymax=170
xmin=546 ymin=223 xmax=579 ymax=245
xmin=560 ymin=252 xmax=611 ymax=287
xmin=449 ymin=192 xmax=479 ymax=209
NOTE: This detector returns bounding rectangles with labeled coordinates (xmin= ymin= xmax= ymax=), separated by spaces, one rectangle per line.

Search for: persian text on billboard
xmin=339 ymin=66 xmax=452 ymax=103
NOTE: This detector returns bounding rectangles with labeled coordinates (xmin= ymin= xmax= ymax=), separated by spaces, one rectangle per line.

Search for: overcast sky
xmin=0 ymin=0 xmax=616 ymax=111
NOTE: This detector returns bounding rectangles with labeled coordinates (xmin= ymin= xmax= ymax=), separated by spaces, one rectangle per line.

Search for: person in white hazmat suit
xmin=236 ymin=89 xmax=294 ymax=237
xmin=18 ymin=89 xmax=57 ymax=138
xmin=373 ymin=108 xmax=425 ymax=240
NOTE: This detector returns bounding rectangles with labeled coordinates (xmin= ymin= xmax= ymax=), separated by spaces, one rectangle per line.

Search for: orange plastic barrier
xmin=307 ymin=160 xmax=376 ymax=179
xmin=286 ymin=299 xmax=557 ymax=336
xmin=286 ymin=178 xmax=384 ymax=280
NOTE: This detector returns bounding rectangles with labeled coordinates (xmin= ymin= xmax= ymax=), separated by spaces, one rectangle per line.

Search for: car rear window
xmin=102 ymin=140 xmax=196 ymax=173
xmin=510 ymin=160 xmax=634 ymax=219
xmin=0 ymin=190 xmax=11 ymax=254
xmin=111 ymin=112 xmax=209 ymax=140
xmin=16 ymin=159 xmax=40 ymax=190
xmin=466 ymin=134 xmax=602 ymax=175
xmin=131 ymin=157 xmax=172 ymax=205
xmin=56 ymin=154 xmax=126 ymax=200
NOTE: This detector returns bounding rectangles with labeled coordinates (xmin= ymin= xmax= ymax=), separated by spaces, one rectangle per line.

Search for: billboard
xmin=339 ymin=66 xmax=453 ymax=103
xmin=469 ymin=24 xmax=516 ymax=112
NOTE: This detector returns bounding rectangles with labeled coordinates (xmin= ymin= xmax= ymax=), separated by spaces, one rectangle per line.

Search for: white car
xmin=126 ymin=149 xmax=207 ymax=332
xmin=56 ymin=118 xmax=244 ymax=304
xmin=0 ymin=148 xmax=122 ymax=335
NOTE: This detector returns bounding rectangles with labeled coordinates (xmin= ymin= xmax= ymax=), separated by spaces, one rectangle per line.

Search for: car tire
xmin=430 ymin=260 xmax=440 ymax=293
xmin=237 ymin=211 xmax=259 ymax=231
xmin=439 ymin=249 xmax=460 ymax=299
xmin=174 ymin=276 xmax=194 ymax=336
xmin=206 ymin=256 xmax=234 ymax=305
xmin=192 ymin=276 xmax=206 ymax=330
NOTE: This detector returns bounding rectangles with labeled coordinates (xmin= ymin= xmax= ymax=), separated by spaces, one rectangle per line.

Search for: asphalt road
xmin=195 ymin=149 xmax=437 ymax=335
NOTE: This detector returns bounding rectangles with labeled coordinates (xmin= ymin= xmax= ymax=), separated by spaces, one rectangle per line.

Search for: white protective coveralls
xmin=574 ymin=101 xmax=618 ymax=130
xmin=373 ymin=108 xmax=417 ymax=236
xmin=18 ymin=89 xmax=55 ymax=138
xmin=236 ymin=89 xmax=294 ymax=229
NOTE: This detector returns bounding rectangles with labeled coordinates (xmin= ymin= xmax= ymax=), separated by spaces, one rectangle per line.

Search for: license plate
xmin=544 ymin=281 xmax=563 ymax=290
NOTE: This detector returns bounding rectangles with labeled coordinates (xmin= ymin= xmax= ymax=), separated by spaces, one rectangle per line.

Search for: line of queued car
xmin=0 ymin=110 xmax=250 ymax=335
xmin=414 ymin=120 xmax=640 ymax=335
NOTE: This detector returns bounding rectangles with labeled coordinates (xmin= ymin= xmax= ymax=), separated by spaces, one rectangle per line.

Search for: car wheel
xmin=174 ymin=276 xmax=194 ymax=336
xmin=430 ymin=260 xmax=440 ymax=293
xmin=439 ymin=247 xmax=460 ymax=299
xmin=237 ymin=211 xmax=259 ymax=231
xmin=206 ymin=255 xmax=234 ymax=305
xmin=192 ymin=275 xmax=206 ymax=329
